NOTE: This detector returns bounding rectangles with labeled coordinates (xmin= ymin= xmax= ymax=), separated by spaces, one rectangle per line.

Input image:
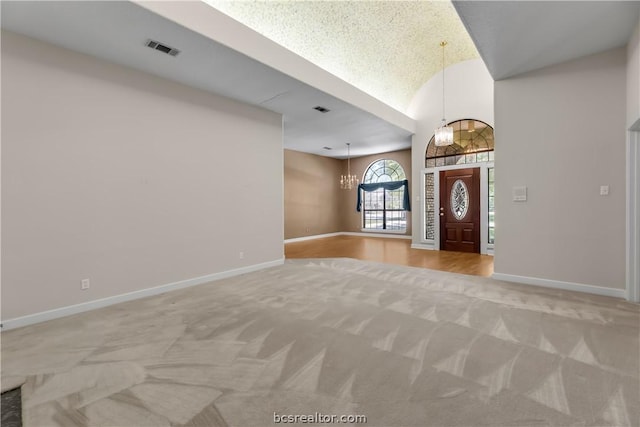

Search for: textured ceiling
xmin=205 ymin=1 xmax=479 ymax=114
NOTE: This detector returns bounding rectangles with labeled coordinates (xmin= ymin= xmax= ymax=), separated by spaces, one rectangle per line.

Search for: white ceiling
xmin=0 ymin=0 xmax=414 ymax=159
xmin=454 ymin=1 xmax=640 ymax=81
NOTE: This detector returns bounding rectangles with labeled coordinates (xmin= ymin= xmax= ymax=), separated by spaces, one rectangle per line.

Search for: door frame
xmin=420 ymin=162 xmax=494 ymax=255
xmin=627 ymin=127 xmax=640 ymax=302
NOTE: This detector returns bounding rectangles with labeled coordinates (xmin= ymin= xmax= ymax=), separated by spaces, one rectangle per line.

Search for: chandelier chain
xmin=340 ymin=143 xmax=359 ymax=190
xmin=441 ymin=41 xmax=446 ymax=121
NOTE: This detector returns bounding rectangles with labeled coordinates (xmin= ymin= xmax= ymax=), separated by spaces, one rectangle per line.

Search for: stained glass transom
xmin=450 ymin=180 xmax=468 ymax=220
xmin=425 ymin=119 xmax=494 ymax=168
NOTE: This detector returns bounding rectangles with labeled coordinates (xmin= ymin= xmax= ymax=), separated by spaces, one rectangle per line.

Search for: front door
xmin=439 ymin=168 xmax=480 ymax=253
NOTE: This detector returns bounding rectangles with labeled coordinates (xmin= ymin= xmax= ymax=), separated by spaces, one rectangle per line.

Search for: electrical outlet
xmin=239 ymin=251 xmax=244 ymax=259
xmin=81 ymin=279 xmax=90 ymax=290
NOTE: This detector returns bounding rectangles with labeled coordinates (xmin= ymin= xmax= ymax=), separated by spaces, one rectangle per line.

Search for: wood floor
xmin=285 ymin=235 xmax=494 ymax=277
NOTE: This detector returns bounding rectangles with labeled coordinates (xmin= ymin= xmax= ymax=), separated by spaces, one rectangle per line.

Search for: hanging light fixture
xmin=468 ymin=119 xmax=475 ymax=133
xmin=340 ymin=143 xmax=358 ymax=190
xmin=434 ymin=41 xmax=454 ymax=146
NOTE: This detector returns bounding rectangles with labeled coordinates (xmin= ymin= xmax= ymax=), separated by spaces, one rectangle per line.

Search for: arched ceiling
xmin=205 ymin=1 xmax=479 ymax=114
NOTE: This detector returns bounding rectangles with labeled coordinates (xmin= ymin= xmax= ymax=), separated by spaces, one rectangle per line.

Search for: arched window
xmin=425 ymin=119 xmax=494 ymax=167
xmin=360 ymin=159 xmax=408 ymax=231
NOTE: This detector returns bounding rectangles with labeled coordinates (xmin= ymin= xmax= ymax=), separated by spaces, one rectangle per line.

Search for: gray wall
xmin=494 ymin=47 xmax=627 ymax=289
xmin=1 ymin=31 xmax=284 ymax=320
xmin=628 ymin=15 xmax=640 ymax=129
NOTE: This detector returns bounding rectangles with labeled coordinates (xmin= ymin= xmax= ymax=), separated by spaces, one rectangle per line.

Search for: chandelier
xmin=434 ymin=41 xmax=454 ymax=146
xmin=340 ymin=143 xmax=358 ymax=190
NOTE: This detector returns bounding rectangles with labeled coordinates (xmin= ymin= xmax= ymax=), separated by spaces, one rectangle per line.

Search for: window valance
xmin=356 ymin=179 xmax=410 ymax=212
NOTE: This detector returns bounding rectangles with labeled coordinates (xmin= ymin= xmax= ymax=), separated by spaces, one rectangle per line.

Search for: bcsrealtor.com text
xmin=274 ymin=412 xmax=367 ymax=424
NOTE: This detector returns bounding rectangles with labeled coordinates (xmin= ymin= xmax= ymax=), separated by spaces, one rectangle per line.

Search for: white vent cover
xmin=145 ymin=39 xmax=180 ymax=57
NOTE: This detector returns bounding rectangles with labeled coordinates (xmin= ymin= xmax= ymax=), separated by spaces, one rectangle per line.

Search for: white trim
xmin=411 ymin=242 xmax=436 ymax=250
xmin=358 ymin=229 xmax=408 ymax=235
xmin=627 ymin=126 xmax=640 ymax=302
xmin=423 ymin=161 xmax=494 ymax=174
xmin=343 ymin=232 xmax=411 ymax=240
xmin=1 ymin=258 xmax=285 ymax=331
xmin=492 ymin=273 xmax=626 ymax=299
xmin=435 ymin=170 xmax=441 ymax=249
xmin=284 ymin=232 xmax=342 ymax=243
xmin=480 ymin=166 xmax=489 ymax=254
xmin=284 ymin=232 xmax=411 ymax=243
xmin=420 ymin=171 xmax=427 ymax=246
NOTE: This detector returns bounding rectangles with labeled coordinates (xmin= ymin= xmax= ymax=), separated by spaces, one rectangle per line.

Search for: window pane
xmin=385 ymin=189 xmax=404 ymax=209
xmin=488 ymin=167 xmax=495 ymax=245
xmin=364 ymin=211 xmax=384 ymax=229
xmin=364 ymin=188 xmax=384 ymax=209
xmin=385 ymin=211 xmax=406 ymax=230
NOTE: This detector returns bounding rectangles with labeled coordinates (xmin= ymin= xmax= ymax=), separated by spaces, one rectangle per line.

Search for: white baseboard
xmin=1 ymin=258 xmax=285 ymax=331
xmin=492 ymin=272 xmax=626 ymax=299
xmin=285 ymin=232 xmax=411 ymax=243
xmin=411 ymin=243 xmax=436 ymax=250
xmin=284 ymin=232 xmax=342 ymax=243
xmin=342 ymin=232 xmax=411 ymax=240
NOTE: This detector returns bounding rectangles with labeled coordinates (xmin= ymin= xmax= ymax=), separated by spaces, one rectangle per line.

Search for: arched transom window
xmin=425 ymin=119 xmax=494 ymax=168
xmin=362 ymin=159 xmax=408 ymax=231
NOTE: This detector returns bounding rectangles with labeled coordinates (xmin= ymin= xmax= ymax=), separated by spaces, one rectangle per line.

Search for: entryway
xmin=421 ymin=119 xmax=495 ymax=255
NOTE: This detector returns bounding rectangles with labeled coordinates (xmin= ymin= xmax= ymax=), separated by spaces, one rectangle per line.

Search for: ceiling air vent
xmin=146 ymin=39 xmax=180 ymax=57
xmin=323 ymin=146 xmax=332 ymax=150
xmin=313 ymin=106 xmax=330 ymax=113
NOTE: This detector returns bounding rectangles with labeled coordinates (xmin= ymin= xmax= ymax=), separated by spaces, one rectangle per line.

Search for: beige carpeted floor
xmin=2 ymin=258 xmax=639 ymax=426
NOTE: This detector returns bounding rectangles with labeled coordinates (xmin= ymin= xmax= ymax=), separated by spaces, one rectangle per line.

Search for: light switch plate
xmin=513 ymin=186 xmax=527 ymax=202
xmin=600 ymin=185 xmax=609 ymax=196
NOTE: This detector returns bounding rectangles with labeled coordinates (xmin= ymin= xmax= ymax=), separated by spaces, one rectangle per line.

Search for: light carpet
xmin=1 ymin=258 xmax=638 ymax=426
